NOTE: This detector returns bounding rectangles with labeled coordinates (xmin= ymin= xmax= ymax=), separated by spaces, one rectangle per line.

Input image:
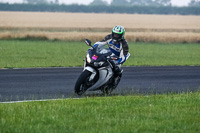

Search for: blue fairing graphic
xmin=109 ymin=40 xmax=120 ymax=56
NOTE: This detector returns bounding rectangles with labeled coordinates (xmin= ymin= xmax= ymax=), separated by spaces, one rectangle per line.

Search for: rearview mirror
xmin=85 ymin=39 xmax=92 ymax=47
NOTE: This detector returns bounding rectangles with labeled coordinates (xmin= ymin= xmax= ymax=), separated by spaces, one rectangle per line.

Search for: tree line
xmin=22 ymin=0 xmax=200 ymax=7
xmin=0 ymin=3 xmax=199 ymax=15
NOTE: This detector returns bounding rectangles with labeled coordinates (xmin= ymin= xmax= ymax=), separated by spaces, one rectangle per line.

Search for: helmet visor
xmin=112 ymin=32 xmax=122 ymax=41
xmin=113 ymin=33 xmax=120 ymax=38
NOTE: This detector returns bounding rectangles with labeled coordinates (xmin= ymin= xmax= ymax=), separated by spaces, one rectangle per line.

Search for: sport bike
xmin=74 ymin=39 xmax=122 ymax=95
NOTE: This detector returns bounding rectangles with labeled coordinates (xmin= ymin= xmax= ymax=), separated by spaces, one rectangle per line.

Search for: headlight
xmin=86 ymin=54 xmax=91 ymax=63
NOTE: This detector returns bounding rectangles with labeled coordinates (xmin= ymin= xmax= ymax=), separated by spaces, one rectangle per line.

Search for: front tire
xmin=74 ymin=70 xmax=92 ymax=96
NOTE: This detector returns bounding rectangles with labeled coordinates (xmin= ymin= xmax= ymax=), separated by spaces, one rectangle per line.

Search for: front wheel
xmin=74 ymin=70 xmax=92 ymax=96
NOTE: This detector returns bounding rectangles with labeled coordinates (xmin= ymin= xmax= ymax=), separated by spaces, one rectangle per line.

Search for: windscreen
xmin=96 ymin=45 xmax=111 ymax=54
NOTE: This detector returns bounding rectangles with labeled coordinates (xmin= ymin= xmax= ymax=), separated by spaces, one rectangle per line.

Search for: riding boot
xmin=114 ymin=65 xmax=122 ymax=77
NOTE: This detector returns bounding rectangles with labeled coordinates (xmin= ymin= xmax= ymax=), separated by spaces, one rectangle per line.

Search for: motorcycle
xmin=74 ymin=39 xmax=123 ymax=96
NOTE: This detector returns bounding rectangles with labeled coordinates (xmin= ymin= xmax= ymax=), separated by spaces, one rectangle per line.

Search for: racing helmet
xmin=112 ymin=25 xmax=125 ymax=43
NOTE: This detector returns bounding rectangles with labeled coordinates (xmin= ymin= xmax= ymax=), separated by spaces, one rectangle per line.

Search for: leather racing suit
xmin=96 ymin=34 xmax=129 ymax=64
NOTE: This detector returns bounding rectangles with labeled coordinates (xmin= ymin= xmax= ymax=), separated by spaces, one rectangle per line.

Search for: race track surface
xmin=0 ymin=66 xmax=200 ymax=102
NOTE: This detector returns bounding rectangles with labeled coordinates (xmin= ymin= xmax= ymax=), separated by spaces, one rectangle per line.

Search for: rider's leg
xmin=114 ymin=64 xmax=122 ymax=77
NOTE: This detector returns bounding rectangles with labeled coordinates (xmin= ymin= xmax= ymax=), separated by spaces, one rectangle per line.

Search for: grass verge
xmin=0 ymin=40 xmax=200 ymax=68
xmin=0 ymin=92 xmax=200 ymax=133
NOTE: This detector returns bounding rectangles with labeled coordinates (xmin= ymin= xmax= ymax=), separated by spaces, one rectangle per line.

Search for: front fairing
xmin=86 ymin=45 xmax=112 ymax=65
xmin=83 ymin=45 xmax=114 ymax=91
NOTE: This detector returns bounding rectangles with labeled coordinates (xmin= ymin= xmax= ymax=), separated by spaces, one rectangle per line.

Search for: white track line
xmin=0 ymin=98 xmax=81 ymax=104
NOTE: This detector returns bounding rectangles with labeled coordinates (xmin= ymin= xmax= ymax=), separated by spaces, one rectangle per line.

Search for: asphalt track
xmin=0 ymin=66 xmax=200 ymax=102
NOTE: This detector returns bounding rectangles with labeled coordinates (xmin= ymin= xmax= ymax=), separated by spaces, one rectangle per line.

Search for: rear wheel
xmin=74 ymin=70 xmax=92 ymax=96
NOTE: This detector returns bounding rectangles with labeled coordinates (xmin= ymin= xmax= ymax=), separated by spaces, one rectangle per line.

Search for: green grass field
xmin=0 ymin=92 xmax=200 ymax=133
xmin=0 ymin=40 xmax=200 ymax=68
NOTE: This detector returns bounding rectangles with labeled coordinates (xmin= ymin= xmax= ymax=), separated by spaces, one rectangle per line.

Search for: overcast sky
xmin=0 ymin=0 xmax=192 ymax=6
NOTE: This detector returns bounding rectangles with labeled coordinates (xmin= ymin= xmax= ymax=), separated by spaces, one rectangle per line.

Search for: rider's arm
xmin=93 ymin=34 xmax=112 ymax=46
xmin=117 ymin=39 xmax=129 ymax=64
xmin=92 ymin=34 xmax=111 ymax=47
xmin=101 ymin=34 xmax=112 ymax=42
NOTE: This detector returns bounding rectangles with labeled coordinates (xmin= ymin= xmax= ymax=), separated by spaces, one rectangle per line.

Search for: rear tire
xmin=74 ymin=70 xmax=92 ymax=96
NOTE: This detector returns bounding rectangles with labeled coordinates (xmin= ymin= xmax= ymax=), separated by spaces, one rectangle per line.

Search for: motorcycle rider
xmin=94 ymin=25 xmax=130 ymax=84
